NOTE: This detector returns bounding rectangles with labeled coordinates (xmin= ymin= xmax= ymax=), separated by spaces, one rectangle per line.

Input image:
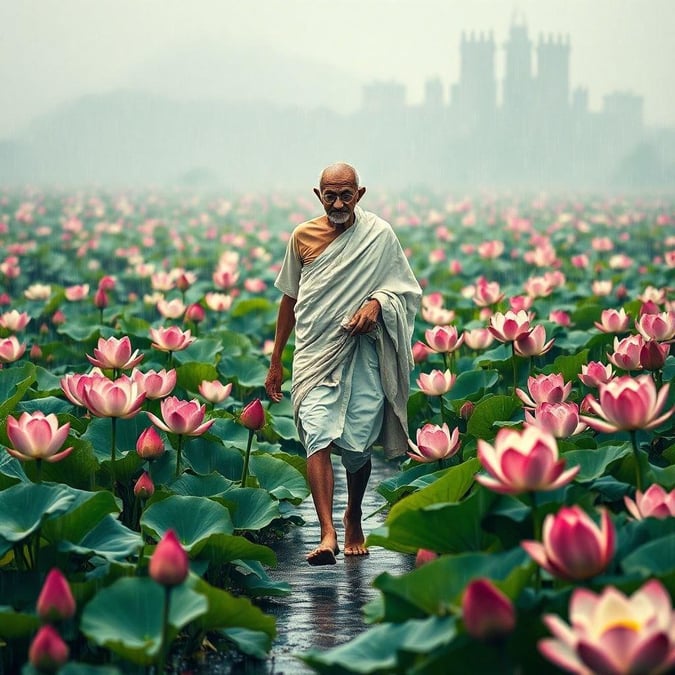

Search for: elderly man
xmin=265 ymin=163 xmax=421 ymax=566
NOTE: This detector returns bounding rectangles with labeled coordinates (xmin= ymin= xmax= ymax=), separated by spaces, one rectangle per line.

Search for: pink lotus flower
xmin=488 ymin=310 xmax=532 ymax=343
xmin=581 ymin=374 xmax=673 ymax=433
xmin=93 ymin=287 xmax=109 ymax=309
xmin=424 ymin=325 xmax=464 ymax=353
xmin=516 ymin=373 xmax=572 ymax=408
xmin=82 ymin=375 xmax=146 ymax=419
xmin=29 ymin=625 xmax=69 ymax=671
xmin=156 ymin=297 xmax=186 ymax=319
xmin=64 ymin=284 xmax=89 ymax=301
xmin=625 ymin=483 xmax=675 ymax=520
xmin=408 ymin=423 xmax=461 ymax=462
xmin=134 ymin=471 xmax=155 ymax=498
xmin=175 ymin=271 xmax=196 ymax=292
xmin=525 ymin=402 xmax=587 ymax=438
xmin=421 ymin=304 xmax=456 ymax=325
xmin=463 ymin=328 xmax=494 ymax=351
xmin=514 ymin=324 xmax=554 ymax=357
xmin=415 ymin=548 xmax=439 ymax=567
xmin=639 ymin=285 xmax=667 ymax=305
xmin=204 ymin=292 xmax=232 ymax=312
xmin=149 ymin=325 xmax=196 ymax=352
xmin=416 ymin=369 xmax=456 ymax=396
xmin=151 ymin=271 xmax=175 ymax=292
xmin=636 ymin=311 xmax=675 ymax=342
xmin=212 ymin=267 xmax=239 ymax=290
xmin=5 ymin=412 xmax=73 ymax=462
xmin=462 ymin=579 xmax=516 ymax=640
xmin=136 ymin=427 xmax=166 ymax=460
xmin=147 ymin=396 xmax=214 ymax=436
xmin=240 ymin=399 xmax=265 ymax=431
xmin=523 ymin=275 xmax=553 ymax=299
xmin=509 ymin=295 xmax=533 ymax=312
xmin=131 ymin=368 xmax=177 ymax=399
xmin=98 ymin=275 xmax=116 ymax=292
xmin=37 ymin=568 xmax=76 ymax=621
xmin=548 ymin=310 xmax=571 ymax=327
xmin=472 ymin=277 xmax=504 ymax=307
xmin=641 ymin=340 xmax=670 ymax=371
xmin=476 ymin=426 xmax=579 ymax=494
xmin=476 ymin=240 xmax=505 ymax=259
xmin=594 ymin=307 xmax=630 ymax=333
xmin=539 ymin=579 xmax=675 ymax=675
xmin=579 ymin=361 xmax=614 ymax=388
xmin=185 ymin=303 xmax=206 ymax=323
xmin=608 ymin=334 xmax=645 ymax=371
xmin=198 ymin=379 xmax=232 ymax=404
xmin=87 ymin=335 xmax=144 ymax=371
xmin=412 ymin=340 xmax=433 ymax=363
xmin=0 ymin=335 xmax=26 ymax=363
xmin=149 ymin=529 xmax=189 ymax=587
xmin=522 ymin=506 xmax=615 ymax=580
xmin=0 ymin=309 xmax=30 ymax=332
xmin=60 ymin=369 xmax=104 ymax=407
xmin=591 ymin=280 xmax=613 ymax=297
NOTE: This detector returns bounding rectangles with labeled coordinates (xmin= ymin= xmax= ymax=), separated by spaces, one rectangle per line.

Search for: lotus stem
xmin=175 ymin=434 xmax=184 ymax=478
xmin=629 ymin=429 xmax=644 ymax=492
xmin=511 ymin=343 xmax=518 ymax=398
xmin=240 ymin=428 xmax=255 ymax=487
xmin=529 ymin=491 xmax=543 ymax=592
xmin=110 ymin=416 xmax=117 ymax=492
xmin=35 ymin=459 xmax=42 ymax=484
xmin=439 ymin=395 xmax=448 ymax=425
xmin=157 ymin=586 xmax=172 ymax=675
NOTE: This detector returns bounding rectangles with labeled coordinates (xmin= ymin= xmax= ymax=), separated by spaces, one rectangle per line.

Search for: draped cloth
xmin=276 ymin=206 xmax=421 ymax=459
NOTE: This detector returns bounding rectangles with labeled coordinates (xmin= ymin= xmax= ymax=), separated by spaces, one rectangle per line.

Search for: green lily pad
xmin=249 ymin=453 xmax=309 ymax=502
xmin=58 ymin=515 xmax=143 ymax=561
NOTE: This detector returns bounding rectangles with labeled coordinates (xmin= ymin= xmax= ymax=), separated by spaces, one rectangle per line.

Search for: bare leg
xmin=343 ymin=458 xmax=371 ymax=556
xmin=306 ymin=447 xmax=339 ymax=565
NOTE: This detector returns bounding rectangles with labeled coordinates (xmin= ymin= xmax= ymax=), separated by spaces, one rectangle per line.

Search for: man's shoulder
xmin=292 ymin=215 xmax=330 ymax=237
xmin=359 ymin=209 xmax=395 ymax=236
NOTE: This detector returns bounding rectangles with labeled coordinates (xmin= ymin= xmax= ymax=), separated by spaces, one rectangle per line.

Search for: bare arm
xmin=265 ymin=294 xmax=297 ymax=402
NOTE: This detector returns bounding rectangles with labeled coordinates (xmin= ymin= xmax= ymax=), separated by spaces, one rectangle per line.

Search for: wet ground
xmin=232 ymin=453 xmax=414 ymax=674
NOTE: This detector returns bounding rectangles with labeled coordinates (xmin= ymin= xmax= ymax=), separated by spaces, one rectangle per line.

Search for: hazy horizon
xmin=2 ymin=0 xmax=674 ymax=140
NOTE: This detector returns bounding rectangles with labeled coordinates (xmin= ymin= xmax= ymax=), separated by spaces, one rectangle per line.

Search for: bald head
xmin=318 ymin=162 xmax=361 ymax=190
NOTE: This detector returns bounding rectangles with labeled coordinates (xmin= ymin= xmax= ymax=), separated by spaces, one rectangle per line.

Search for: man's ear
xmin=356 ymin=186 xmax=367 ymax=203
xmin=313 ymin=188 xmax=322 ymax=202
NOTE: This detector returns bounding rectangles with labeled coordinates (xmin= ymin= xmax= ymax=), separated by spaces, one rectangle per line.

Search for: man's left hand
xmin=346 ymin=299 xmax=380 ymax=336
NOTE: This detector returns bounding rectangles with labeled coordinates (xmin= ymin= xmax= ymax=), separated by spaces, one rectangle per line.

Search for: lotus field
xmin=0 ymin=189 xmax=674 ymax=674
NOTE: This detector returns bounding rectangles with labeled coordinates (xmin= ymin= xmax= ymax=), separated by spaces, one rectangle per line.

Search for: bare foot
xmin=343 ymin=511 xmax=369 ymax=557
xmin=306 ymin=533 xmax=340 ymax=566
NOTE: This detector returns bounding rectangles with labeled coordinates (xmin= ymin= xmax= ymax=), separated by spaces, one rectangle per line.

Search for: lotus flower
xmin=594 ymin=307 xmax=630 ymax=333
xmin=411 ymin=340 xmax=433 ymax=363
xmin=0 ymin=335 xmax=26 ymax=364
xmin=516 ymin=373 xmax=572 ymax=408
xmin=37 ymin=568 xmax=76 ymax=621
xmin=524 ymin=402 xmax=587 ymax=438
xmin=488 ymin=310 xmax=532 ymax=343
xmin=579 ymin=361 xmax=614 ymax=388
xmin=29 ymin=625 xmax=69 ymax=671
xmin=581 ymin=374 xmax=673 ymax=433
xmin=472 ymin=277 xmax=504 ymax=307
xmin=624 ymin=483 xmax=675 ymax=520
xmin=539 ymin=579 xmax=675 ymax=675
xmin=149 ymin=529 xmax=189 ymax=587
xmin=82 ymin=375 xmax=146 ymax=419
xmin=640 ymin=340 xmax=670 ymax=371
xmin=87 ymin=335 xmax=143 ymax=370
xmin=60 ymin=369 xmax=104 ymax=407
xmin=416 ymin=369 xmax=456 ymax=396
xmin=157 ymin=297 xmax=186 ymax=319
xmin=185 ymin=303 xmax=206 ymax=323
xmin=131 ymin=368 xmax=177 ymax=399
xmin=0 ymin=309 xmax=30 ymax=332
xmin=636 ymin=311 xmax=675 ymax=342
xmin=134 ymin=471 xmax=155 ymax=498
xmin=514 ymin=324 xmax=554 ymax=357
xmin=5 ymin=412 xmax=73 ymax=463
xmin=136 ymin=426 xmax=166 ymax=460
xmin=522 ymin=506 xmax=615 ymax=580
xmin=424 ymin=325 xmax=464 ymax=353
xmin=149 ymin=325 xmax=196 ymax=352
xmin=147 ymin=396 xmax=214 ymax=436
xmin=198 ymin=379 xmax=232 ymax=404
xmin=462 ymin=579 xmax=515 ymax=640
xmin=204 ymin=292 xmax=232 ymax=312
xmin=608 ymin=334 xmax=645 ymax=371
xmin=64 ymin=284 xmax=89 ymax=301
xmin=463 ymin=328 xmax=494 ymax=350
xmin=476 ymin=426 xmax=579 ymax=495
xmin=408 ymin=423 xmax=461 ymax=462
xmin=240 ymin=399 xmax=265 ymax=431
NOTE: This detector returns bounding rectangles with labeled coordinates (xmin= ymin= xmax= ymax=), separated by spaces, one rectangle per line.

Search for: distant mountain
xmin=125 ymin=39 xmax=364 ymax=114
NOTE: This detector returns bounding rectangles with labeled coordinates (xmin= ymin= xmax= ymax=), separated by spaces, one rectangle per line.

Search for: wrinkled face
xmin=314 ymin=166 xmax=366 ymax=227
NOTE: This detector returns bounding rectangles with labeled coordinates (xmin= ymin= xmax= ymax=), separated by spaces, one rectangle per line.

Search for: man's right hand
xmin=265 ymin=360 xmax=284 ymax=402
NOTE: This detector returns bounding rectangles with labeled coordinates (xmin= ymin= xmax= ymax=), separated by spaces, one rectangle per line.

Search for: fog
xmin=1 ymin=0 xmax=674 ymax=190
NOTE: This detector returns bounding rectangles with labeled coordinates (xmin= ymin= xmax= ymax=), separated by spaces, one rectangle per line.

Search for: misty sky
xmin=1 ymin=0 xmax=674 ymax=139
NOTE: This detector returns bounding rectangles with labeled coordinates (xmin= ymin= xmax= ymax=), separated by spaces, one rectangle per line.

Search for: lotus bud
xmin=94 ymin=287 xmax=108 ymax=309
xmin=36 ymin=568 xmax=76 ymax=621
xmin=415 ymin=549 xmax=438 ymax=568
xmin=136 ymin=426 xmax=165 ymax=460
xmin=51 ymin=310 xmax=66 ymax=326
xmin=134 ymin=471 xmax=155 ymax=498
xmin=149 ymin=530 xmax=189 ymax=587
xmin=411 ymin=340 xmax=432 ymax=363
xmin=185 ymin=303 xmax=205 ymax=324
xmin=462 ymin=578 xmax=516 ymax=640
xmin=460 ymin=401 xmax=475 ymax=420
xmin=29 ymin=625 xmax=69 ymax=672
xmin=640 ymin=340 xmax=669 ymax=371
xmin=29 ymin=344 xmax=43 ymax=361
xmin=240 ymin=399 xmax=265 ymax=430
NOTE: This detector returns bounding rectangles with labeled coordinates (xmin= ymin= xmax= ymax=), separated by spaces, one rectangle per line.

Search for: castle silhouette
xmin=355 ymin=15 xmax=663 ymax=189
